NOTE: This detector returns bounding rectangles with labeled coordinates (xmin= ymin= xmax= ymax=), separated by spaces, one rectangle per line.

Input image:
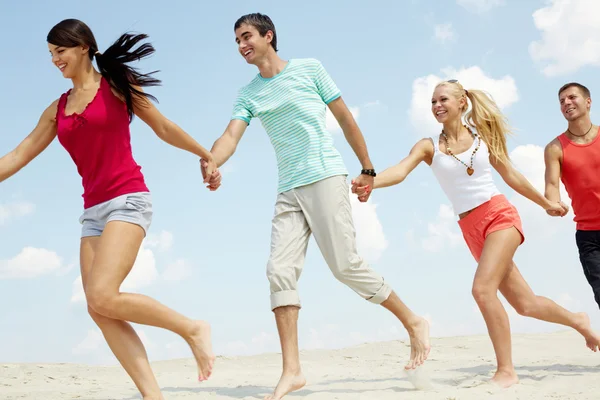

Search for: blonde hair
xmin=435 ymin=81 xmax=512 ymax=164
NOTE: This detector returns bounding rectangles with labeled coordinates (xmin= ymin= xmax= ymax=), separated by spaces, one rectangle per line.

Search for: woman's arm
xmin=131 ymin=87 xmax=217 ymax=177
xmin=0 ymin=100 xmax=58 ymax=182
xmin=491 ymin=155 xmax=567 ymax=216
xmin=352 ymin=138 xmax=433 ymax=201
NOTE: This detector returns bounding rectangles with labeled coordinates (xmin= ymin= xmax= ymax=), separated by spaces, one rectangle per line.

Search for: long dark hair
xmin=47 ymin=19 xmax=160 ymax=121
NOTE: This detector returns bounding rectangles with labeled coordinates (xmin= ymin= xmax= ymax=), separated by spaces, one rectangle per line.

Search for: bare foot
xmin=574 ymin=312 xmax=600 ymax=352
xmin=405 ymin=317 xmax=431 ymax=370
xmin=491 ymin=369 xmax=519 ymax=388
xmin=186 ymin=320 xmax=215 ymax=381
xmin=264 ymin=371 xmax=306 ymax=400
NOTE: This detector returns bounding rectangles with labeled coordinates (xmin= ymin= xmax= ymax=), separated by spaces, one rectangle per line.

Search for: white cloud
xmin=71 ymin=276 xmax=85 ymax=303
xmin=145 ymin=230 xmax=174 ymax=252
xmin=349 ymin=189 xmax=388 ymax=262
xmin=434 ymin=23 xmax=456 ymax=44
xmin=457 ymin=0 xmax=505 ymax=13
xmin=326 ymin=106 xmax=360 ymax=134
xmin=162 ymin=259 xmax=193 ymax=282
xmin=409 ymin=66 xmax=519 ymax=137
xmin=0 ymin=247 xmax=62 ymax=279
xmin=0 ymin=201 xmax=35 ymax=225
xmin=71 ymin=245 xmax=159 ymax=303
xmin=529 ymin=0 xmax=600 ymax=76
xmin=121 ymin=246 xmax=159 ymax=291
xmin=421 ymin=204 xmax=463 ymax=253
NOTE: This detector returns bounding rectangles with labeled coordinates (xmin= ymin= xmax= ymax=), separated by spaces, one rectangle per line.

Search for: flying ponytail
xmin=94 ymin=33 xmax=161 ymax=121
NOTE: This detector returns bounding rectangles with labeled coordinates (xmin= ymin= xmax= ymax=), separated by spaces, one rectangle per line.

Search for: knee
xmin=87 ymin=305 xmax=101 ymax=322
xmin=513 ymin=300 xmax=537 ymax=317
xmin=86 ymin=287 xmax=117 ymax=317
xmin=471 ymin=284 xmax=496 ymax=306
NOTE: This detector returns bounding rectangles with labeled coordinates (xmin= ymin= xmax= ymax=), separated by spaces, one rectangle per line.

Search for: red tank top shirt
xmin=56 ymin=77 xmax=149 ymax=209
xmin=558 ymin=127 xmax=600 ymax=231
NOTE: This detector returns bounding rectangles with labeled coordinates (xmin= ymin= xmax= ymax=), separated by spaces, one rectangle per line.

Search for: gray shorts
xmin=79 ymin=192 xmax=153 ymax=238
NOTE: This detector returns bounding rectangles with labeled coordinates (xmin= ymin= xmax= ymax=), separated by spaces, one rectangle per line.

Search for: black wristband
xmin=361 ymin=169 xmax=376 ymax=177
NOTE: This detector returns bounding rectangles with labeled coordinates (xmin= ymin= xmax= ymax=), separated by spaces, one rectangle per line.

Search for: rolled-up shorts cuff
xmin=367 ymin=282 xmax=392 ymax=304
xmin=270 ymin=290 xmax=301 ymax=310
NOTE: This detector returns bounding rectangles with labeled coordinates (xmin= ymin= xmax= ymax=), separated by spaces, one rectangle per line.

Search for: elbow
xmin=504 ymin=173 xmax=522 ymax=191
xmin=154 ymin=126 xmax=169 ymax=142
xmin=153 ymin=119 xmax=174 ymax=142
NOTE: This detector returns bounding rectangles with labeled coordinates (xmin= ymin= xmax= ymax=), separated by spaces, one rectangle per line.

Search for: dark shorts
xmin=575 ymin=230 xmax=600 ymax=309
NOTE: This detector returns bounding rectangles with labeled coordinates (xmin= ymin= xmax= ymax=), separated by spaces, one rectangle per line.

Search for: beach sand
xmin=1 ymin=330 xmax=599 ymax=399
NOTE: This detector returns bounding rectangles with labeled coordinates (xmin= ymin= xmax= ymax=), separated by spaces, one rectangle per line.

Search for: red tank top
xmin=558 ymin=128 xmax=600 ymax=230
xmin=56 ymin=77 xmax=149 ymax=209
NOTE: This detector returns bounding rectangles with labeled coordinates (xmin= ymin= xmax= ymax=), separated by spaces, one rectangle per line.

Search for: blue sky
xmin=1 ymin=0 xmax=599 ymax=365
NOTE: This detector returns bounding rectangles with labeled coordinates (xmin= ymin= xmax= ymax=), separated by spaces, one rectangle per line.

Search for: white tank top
xmin=429 ymin=133 xmax=500 ymax=215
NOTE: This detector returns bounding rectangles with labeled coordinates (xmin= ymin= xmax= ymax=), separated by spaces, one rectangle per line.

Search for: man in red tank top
xmin=544 ymin=82 xmax=600 ymax=310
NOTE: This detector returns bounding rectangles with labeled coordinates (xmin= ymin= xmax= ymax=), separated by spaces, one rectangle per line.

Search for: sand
xmin=1 ymin=330 xmax=599 ymax=399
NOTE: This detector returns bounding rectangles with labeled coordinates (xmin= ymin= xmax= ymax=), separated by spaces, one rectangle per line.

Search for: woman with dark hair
xmin=0 ymin=19 xmax=217 ymax=398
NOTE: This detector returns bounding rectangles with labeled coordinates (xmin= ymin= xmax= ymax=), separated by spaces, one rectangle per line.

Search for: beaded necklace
xmin=441 ymin=126 xmax=480 ymax=176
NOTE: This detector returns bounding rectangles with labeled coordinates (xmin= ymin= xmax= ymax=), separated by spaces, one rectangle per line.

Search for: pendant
xmin=467 ymin=167 xmax=474 ymax=176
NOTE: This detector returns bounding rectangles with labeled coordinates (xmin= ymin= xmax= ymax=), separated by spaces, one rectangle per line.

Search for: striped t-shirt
xmin=231 ymin=58 xmax=348 ymax=193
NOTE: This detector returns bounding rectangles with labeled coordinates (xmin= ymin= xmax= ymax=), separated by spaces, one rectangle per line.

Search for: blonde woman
xmin=352 ymin=80 xmax=600 ymax=388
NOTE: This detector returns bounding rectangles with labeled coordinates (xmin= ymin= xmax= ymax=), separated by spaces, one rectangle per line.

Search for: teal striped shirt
xmin=231 ymin=58 xmax=348 ymax=193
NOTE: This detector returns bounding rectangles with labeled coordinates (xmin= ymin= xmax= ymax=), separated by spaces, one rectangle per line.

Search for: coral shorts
xmin=457 ymin=194 xmax=525 ymax=262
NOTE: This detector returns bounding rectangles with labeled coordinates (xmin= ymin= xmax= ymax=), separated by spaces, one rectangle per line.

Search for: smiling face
xmin=235 ymin=23 xmax=274 ymax=65
xmin=46 ymin=19 xmax=98 ymax=80
xmin=431 ymin=84 xmax=466 ymax=125
xmin=559 ymin=86 xmax=591 ymax=122
xmin=47 ymin=43 xmax=89 ymax=79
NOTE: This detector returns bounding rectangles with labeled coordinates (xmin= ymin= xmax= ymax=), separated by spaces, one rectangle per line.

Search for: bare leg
xmin=264 ymin=306 xmax=306 ymax=400
xmin=500 ymin=264 xmax=600 ymax=352
xmin=381 ymin=291 xmax=430 ymax=369
xmin=85 ymin=221 xmax=215 ymax=380
xmin=472 ymin=228 xmax=521 ymax=388
xmin=81 ymin=237 xmax=163 ymax=400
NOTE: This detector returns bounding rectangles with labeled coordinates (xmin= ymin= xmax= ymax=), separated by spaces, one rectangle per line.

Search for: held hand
xmin=545 ymin=200 xmax=569 ymax=217
xmin=351 ymin=174 xmax=374 ymax=202
xmin=200 ymin=158 xmax=222 ymax=191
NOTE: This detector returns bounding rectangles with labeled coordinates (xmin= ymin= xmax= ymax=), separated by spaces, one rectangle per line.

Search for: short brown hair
xmin=558 ymin=82 xmax=591 ymax=98
xmin=234 ymin=13 xmax=278 ymax=52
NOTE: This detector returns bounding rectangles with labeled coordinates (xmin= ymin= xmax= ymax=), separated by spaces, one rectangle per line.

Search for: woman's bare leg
xmin=85 ymin=221 xmax=215 ymax=380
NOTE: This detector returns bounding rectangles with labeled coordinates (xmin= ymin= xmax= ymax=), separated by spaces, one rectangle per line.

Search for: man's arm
xmin=328 ymin=97 xmax=373 ymax=170
xmin=543 ymin=139 xmax=568 ymax=216
xmin=544 ymin=139 xmax=563 ymax=203
xmin=210 ymin=119 xmax=248 ymax=167
xmin=199 ymin=119 xmax=248 ymax=190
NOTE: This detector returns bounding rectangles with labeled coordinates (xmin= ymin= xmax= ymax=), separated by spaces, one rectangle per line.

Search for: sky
xmin=1 ymin=0 xmax=600 ymax=365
